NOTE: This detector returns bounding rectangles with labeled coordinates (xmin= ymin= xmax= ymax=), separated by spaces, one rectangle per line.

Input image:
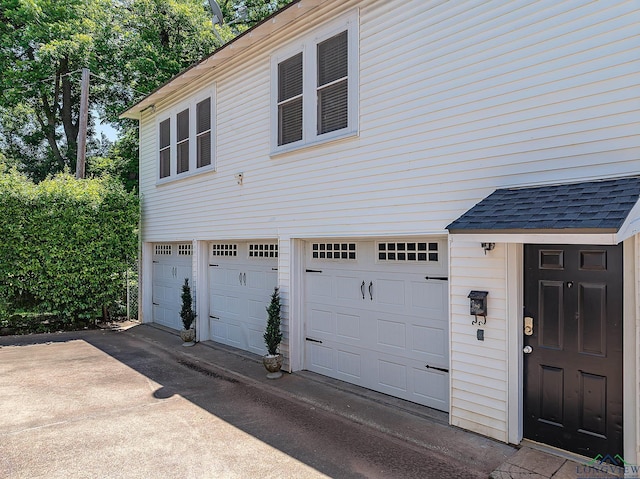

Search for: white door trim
xmin=623 ymin=237 xmax=638 ymax=465
xmin=508 ymin=239 xmax=638 ymax=463
xmin=506 ymin=243 xmax=523 ymax=445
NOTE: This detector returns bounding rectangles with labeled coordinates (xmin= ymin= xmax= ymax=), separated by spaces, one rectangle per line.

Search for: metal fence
xmin=110 ymin=260 xmax=139 ymax=321
xmin=125 ymin=263 xmax=139 ymax=320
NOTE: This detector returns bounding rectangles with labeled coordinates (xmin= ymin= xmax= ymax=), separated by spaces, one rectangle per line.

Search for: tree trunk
xmin=35 ymin=101 xmax=65 ymax=170
xmin=60 ymin=57 xmax=79 ymax=172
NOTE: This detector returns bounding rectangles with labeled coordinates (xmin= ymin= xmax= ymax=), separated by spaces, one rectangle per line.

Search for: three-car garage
xmin=150 ymin=237 xmax=449 ymax=412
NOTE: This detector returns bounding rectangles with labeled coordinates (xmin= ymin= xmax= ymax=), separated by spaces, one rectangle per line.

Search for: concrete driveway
xmin=1 ymin=330 xmax=328 ymax=478
xmin=0 ymin=328 xmax=505 ymax=478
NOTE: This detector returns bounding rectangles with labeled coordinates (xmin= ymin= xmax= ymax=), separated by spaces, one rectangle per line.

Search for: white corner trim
xmin=287 ymin=238 xmax=305 ymax=372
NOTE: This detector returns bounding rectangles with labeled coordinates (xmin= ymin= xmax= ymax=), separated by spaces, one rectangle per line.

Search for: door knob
xmin=523 ymin=345 xmax=533 ymax=354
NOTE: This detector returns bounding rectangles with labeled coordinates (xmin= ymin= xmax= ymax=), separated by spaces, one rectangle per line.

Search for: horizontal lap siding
xmin=450 ymin=241 xmax=508 ymax=441
xmin=140 ymin=0 xmax=640 ymax=243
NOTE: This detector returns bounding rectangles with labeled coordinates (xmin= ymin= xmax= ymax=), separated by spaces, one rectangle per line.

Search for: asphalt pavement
xmin=0 ymin=324 xmax=523 ymax=478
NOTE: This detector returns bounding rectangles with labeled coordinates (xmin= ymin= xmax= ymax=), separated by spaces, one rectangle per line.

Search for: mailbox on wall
xmin=468 ymin=290 xmax=488 ymax=325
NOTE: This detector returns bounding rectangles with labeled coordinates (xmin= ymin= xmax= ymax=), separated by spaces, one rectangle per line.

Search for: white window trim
xmin=156 ymin=86 xmax=216 ymax=185
xmin=270 ymin=9 xmax=359 ymax=156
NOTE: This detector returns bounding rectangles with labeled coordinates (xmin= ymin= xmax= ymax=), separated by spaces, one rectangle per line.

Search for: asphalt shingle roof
xmin=446 ymin=176 xmax=640 ymax=233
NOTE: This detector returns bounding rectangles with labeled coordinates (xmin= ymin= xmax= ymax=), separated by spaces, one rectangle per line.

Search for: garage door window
xmin=155 ymin=244 xmax=172 ymax=255
xmin=211 ymin=244 xmax=238 ymax=257
xmin=249 ymin=244 xmax=278 ymax=258
xmin=311 ymin=242 xmax=356 ymax=260
xmin=377 ymin=242 xmax=439 ymax=262
xmin=178 ymin=244 xmax=192 ymax=256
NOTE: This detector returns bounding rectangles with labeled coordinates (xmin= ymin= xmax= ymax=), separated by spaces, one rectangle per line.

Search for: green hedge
xmin=0 ymin=169 xmax=139 ymax=320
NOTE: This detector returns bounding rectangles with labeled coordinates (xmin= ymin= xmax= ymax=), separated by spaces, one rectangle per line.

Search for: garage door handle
xmin=361 ymin=281 xmax=365 ymax=299
xmin=209 ymin=315 xmax=219 ymax=320
xmin=425 ymin=276 xmax=448 ymax=281
xmin=369 ymin=281 xmax=373 ymax=301
xmin=239 ymin=273 xmax=242 ymax=285
xmin=425 ymin=365 xmax=449 ymax=373
xmin=306 ymin=337 xmax=323 ymax=344
xmin=243 ymin=272 xmax=246 ymax=285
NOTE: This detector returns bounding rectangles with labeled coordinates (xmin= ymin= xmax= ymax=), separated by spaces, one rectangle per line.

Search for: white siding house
xmin=122 ymin=0 xmax=640 ymax=464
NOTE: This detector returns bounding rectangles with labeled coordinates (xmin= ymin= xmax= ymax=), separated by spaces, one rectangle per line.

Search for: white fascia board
xmin=615 ymin=199 xmax=640 ymax=243
xmin=449 ymin=233 xmax=619 ymax=245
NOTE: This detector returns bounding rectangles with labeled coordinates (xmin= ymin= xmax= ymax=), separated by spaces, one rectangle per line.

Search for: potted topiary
xmin=263 ymin=287 xmax=283 ymax=379
xmin=179 ymin=278 xmax=196 ymax=347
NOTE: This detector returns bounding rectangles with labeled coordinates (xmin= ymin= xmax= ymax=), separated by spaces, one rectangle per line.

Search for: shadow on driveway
xmin=0 ymin=327 xmax=512 ymax=478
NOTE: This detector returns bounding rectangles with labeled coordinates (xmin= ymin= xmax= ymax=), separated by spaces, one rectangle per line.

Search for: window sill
xmin=270 ymin=128 xmax=358 ymax=158
xmin=156 ymin=165 xmax=216 ymax=186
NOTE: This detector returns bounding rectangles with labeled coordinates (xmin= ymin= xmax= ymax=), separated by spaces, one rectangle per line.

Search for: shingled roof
xmin=447 ymin=176 xmax=640 ymax=234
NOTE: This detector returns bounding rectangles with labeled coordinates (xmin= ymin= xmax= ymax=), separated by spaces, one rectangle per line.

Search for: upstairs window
xmin=278 ymin=53 xmax=303 ymax=146
xmin=156 ymin=90 xmax=215 ymax=182
xmin=271 ymin=11 xmax=358 ymax=154
xmin=196 ymin=97 xmax=212 ymax=168
xmin=159 ymin=119 xmax=171 ymax=179
xmin=176 ymin=108 xmax=189 ymax=174
xmin=317 ymin=31 xmax=348 ymax=135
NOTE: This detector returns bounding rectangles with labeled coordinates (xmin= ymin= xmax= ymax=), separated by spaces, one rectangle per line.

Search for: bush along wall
xmin=0 ymin=169 xmax=139 ymax=324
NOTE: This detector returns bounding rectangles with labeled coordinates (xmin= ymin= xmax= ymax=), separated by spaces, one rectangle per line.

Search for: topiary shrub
xmin=180 ymin=278 xmax=196 ymax=330
xmin=263 ymin=287 xmax=283 ymax=356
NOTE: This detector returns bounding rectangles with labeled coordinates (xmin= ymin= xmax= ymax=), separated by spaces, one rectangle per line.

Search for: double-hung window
xmin=272 ymin=11 xmax=358 ymax=153
xmin=159 ymin=118 xmax=171 ymax=179
xmin=196 ymin=97 xmax=212 ymax=168
xmin=157 ymin=89 xmax=215 ymax=182
xmin=176 ymin=108 xmax=189 ymax=174
xmin=316 ymin=30 xmax=348 ymax=136
xmin=278 ymin=53 xmax=303 ymax=146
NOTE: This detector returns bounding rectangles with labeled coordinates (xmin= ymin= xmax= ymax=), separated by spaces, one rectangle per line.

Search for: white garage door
xmin=304 ymin=239 xmax=449 ymax=411
xmin=152 ymin=243 xmax=193 ymax=331
xmin=208 ymin=242 xmax=278 ymax=355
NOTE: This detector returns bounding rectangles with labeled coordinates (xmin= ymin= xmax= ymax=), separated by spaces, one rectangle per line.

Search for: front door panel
xmin=524 ymin=244 xmax=623 ymax=458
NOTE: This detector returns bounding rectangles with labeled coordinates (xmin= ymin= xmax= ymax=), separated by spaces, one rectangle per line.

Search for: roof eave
xmin=120 ymin=0 xmax=324 ymax=120
xmin=448 ymin=227 xmax=619 ymax=235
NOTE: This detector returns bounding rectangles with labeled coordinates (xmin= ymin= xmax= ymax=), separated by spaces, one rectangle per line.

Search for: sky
xmin=95 ymin=112 xmax=119 ymax=141
xmin=98 ymin=121 xmax=119 ymax=141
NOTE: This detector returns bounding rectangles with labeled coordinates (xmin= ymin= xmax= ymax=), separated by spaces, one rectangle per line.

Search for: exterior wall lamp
xmin=481 ymin=242 xmax=495 ymax=254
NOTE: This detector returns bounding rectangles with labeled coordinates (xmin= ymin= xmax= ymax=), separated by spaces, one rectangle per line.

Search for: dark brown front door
xmin=524 ymin=244 xmax=623 ymax=458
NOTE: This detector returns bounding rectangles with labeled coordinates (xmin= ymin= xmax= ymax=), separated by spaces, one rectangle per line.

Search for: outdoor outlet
xmin=235 ymin=172 xmax=243 ymax=185
xmin=477 ymin=329 xmax=484 ymax=341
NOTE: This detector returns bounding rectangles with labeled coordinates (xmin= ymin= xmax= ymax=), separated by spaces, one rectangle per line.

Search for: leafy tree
xmin=223 ymin=0 xmax=292 ymax=27
xmin=87 ymin=126 xmax=138 ymax=192
xmin=0 ymin=0 xmax=222 ymax=180
xmin=0 ymin=0 xmax=293 ymax=184
xmin=0 ymin=0 xmax=113 ymax=172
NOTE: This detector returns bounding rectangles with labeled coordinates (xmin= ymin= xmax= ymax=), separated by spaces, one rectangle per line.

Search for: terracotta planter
xmin=180 ymin=328 xmax=195 ymax=346
xmin=263 ymin=353 xmax=283 ymax=379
